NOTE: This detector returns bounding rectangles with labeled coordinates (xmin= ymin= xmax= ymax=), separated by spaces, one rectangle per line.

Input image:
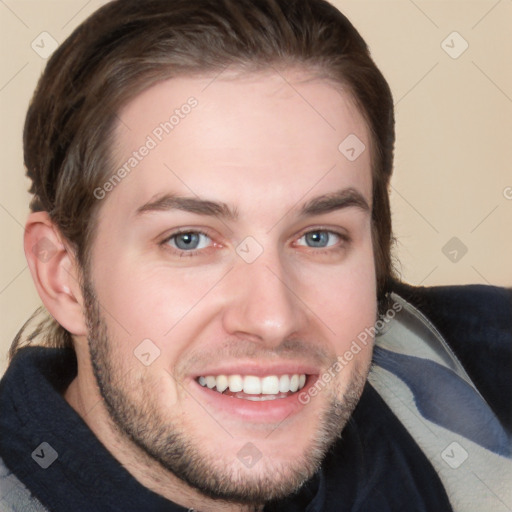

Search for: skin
xmin=27 ymin=69 xmax=377 ymax=511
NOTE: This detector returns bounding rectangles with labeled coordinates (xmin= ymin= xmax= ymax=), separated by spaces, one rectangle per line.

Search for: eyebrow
xmin=300 ymin=188 xmax=370 ymax=216
xmin=135 ymin=187 xmax=370 ymax=220
xmin=135 ymin=194 xmax=238 ymax=220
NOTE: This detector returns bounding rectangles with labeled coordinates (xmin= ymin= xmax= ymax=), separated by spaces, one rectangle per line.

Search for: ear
xmin=24 ymin=212 xmax=87 ymax=336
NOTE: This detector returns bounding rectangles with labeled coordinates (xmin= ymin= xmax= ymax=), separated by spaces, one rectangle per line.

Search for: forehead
xmin=104 ymin=70 xmax=372 ymax=217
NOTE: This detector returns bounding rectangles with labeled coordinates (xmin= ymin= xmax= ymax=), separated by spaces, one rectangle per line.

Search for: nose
xmin=221 ymin=252 xmax=305 ymax=348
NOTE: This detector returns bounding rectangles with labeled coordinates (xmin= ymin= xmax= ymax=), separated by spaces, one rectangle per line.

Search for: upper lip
xmin=190 ymin=361 xmax=321 ymax=378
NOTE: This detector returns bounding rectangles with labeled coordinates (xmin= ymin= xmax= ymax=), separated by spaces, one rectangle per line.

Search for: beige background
xmin=1 ymin=0 xmax=511 ymax=374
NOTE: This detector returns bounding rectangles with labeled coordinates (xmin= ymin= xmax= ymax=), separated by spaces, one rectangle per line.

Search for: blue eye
xmin=298 ymin=230 xmax=341 ymax=248
xmin=167 ymin=232 xmax=211 ymax=251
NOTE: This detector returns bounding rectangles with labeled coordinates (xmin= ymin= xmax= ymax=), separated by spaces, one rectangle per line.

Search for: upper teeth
xmin=198 ymin=374 xmax=307 ymax=394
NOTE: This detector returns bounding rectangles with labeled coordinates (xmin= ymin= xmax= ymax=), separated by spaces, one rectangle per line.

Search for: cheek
xmin=89 ymin=251 xmax=226 ymax=352
xmin=326 ymin=286 xmax=376 ymax=362
xmin=295 ymin=243 xmax=377 ymax=350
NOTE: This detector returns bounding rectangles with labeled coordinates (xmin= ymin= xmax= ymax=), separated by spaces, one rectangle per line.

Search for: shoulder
xmin=390 ymin=280 xmax=512 ymax=330
xmin=390 ymin=280 xmax=512 ymax=431
xmin=0 ymin=457 xmax=49 ymax=512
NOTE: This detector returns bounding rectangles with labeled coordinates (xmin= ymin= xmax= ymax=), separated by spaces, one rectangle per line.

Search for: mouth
xmin=196 ymin=373 xmax=308 ymax=401
xmin=190 ymin=364 xmax=321 ymax=423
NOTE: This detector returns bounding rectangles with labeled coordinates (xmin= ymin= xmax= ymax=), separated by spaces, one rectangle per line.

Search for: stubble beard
xmin=83 ymin=279 xmax=370 ymax=506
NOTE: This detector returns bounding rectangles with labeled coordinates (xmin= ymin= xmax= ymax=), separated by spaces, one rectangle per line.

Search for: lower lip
xmin=192 ymin=376 xmax=317 ymax=424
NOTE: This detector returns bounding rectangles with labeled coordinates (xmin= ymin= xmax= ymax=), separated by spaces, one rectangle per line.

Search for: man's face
xmin=84 ymin=70 xmax=376 ymax=503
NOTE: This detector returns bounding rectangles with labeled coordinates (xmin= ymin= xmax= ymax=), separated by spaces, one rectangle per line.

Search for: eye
xmin=296 ymin=230 xmax=342 ymax=248
xmin=166 ymin=231 xmax=212 ymax=251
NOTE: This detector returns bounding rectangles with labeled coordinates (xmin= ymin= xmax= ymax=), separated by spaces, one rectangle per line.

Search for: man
xmin=0 ymin=0 xmax=510 ymax=511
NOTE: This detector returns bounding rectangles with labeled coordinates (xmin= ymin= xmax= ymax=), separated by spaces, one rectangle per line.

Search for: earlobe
xmin=24 ymin=212 xmax=87 ymax=336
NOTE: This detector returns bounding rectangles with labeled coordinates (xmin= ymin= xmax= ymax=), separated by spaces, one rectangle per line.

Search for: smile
xmin=197 ymin=374 xmax=307 ymax=400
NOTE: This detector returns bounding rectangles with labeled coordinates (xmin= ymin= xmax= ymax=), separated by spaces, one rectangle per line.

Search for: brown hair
xmin=14 ymin=0 xmax=396 ymax=358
